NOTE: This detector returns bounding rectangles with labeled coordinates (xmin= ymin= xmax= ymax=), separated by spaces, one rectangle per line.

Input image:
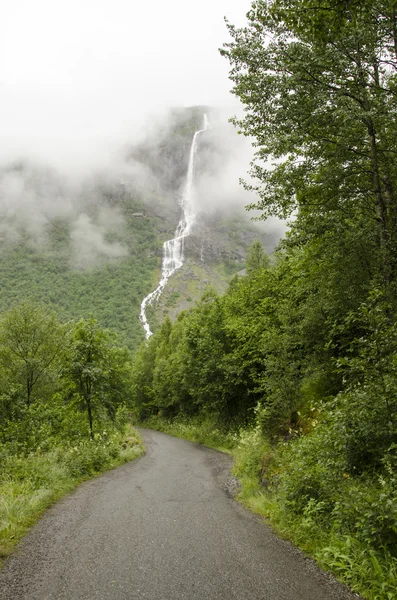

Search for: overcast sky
xmin=0 ymin=0 xmax=250 ymax=170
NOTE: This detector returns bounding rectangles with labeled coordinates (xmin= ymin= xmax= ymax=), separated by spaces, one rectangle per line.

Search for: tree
xmin=62 ymin=318 xmax=131 ymax=439
xmin=221 ymin=0 xmax=397 ymax=284
xmin=0 ymin=302 xmax=65 ymax=408
xmin=246 ymin=240 xmax=270 ymax=274
xmin=131 ymin=328 xmax=162 ymax=419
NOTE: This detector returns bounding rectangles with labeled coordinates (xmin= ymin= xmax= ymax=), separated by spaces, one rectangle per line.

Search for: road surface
xmin=0 ymin=429 xmax=360 ymax=600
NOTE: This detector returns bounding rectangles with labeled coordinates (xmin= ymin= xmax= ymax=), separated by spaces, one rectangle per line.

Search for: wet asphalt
xmin=0 ymin=429 xmax=361 ymax=600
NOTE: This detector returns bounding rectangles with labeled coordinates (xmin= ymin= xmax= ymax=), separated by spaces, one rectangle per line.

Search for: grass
xmin=0 ymin=425 xmax=144 ymax=566
xmin=143 ymin=415 xmax=236 ymax=454
xmin=142 ymin=415 xmax=397 ymax=600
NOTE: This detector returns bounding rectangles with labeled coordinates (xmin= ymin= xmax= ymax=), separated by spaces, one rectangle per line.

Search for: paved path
xmin=0 ymin=429 xmax=360 ymax=600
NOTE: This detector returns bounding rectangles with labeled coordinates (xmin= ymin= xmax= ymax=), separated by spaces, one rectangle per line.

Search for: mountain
xmin=0 ymin=108 xmax=282 ymax=349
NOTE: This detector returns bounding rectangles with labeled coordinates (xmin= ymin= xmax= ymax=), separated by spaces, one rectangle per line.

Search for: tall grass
xmin=0 ymin=425 xmax=144 ymax=564
xmin=143 ymin=415 xmax=236 ymax=453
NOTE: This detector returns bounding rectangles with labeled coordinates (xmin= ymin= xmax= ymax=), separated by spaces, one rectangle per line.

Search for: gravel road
xmin=0 ymin=429 xmax=361 ymax=600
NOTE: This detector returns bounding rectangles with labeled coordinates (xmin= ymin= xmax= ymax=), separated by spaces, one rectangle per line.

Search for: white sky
xmin=0 ymin=0 xmax=249 ymax=170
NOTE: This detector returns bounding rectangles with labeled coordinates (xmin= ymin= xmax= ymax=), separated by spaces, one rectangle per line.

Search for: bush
xmin=0 ymin=425 xmax=144 ymax=562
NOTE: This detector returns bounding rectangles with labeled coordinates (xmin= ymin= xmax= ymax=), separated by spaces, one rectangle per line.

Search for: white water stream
xmin=140 ymin=114 xmax=209 ymax=338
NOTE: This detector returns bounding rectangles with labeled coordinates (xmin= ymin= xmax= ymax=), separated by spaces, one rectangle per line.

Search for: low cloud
xmin=0 ymin=164 xmax=72 ymax=246
xmin=193 ymin=119 xmax=287 ymax=240
xmin=0 ymin=161 xmax=130 ymax=267
xmin=1 ymin=1 xmax=266 ymax=266
xmin=70 ymin=213 xmax=127 ymax=269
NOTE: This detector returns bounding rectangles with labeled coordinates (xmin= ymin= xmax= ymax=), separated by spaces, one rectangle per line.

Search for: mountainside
xmin=133 ymin=107 xmax=281 ymax=332
xmin=0 ymin=107 xmax=281 ymax=349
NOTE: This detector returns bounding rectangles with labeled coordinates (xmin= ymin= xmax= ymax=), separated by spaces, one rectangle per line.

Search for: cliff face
xmin=131 ymin=107 xmax=283 ymax=331
xmin=151 ymin=214 xmax=277 ymax=325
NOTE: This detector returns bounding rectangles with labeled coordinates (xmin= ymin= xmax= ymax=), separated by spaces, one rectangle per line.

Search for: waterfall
xmin=140 ymin=114 xmax=209 ymax=338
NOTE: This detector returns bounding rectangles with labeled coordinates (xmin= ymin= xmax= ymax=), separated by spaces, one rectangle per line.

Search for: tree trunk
xmin=392 ymin=9 xmax=397 ymax=65
xmin=87 ymin=396 xmax=94 ymax=439
xmin=27 ymin=376 xmax=31 ymax=407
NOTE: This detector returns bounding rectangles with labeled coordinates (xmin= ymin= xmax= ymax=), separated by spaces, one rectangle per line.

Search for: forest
xmin=130 ymin=1 xmax=397 ymax=597
xmin=0 ymin=303 xmax=144 ymax=562
xmin=0 ymin=177 xmax=165 ymax=352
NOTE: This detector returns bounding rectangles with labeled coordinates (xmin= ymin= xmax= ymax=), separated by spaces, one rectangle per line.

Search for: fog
xmin=0 ymin=0 xmax=281 ymax=268
xmin=194 ymin=122 xmax=259 ymax=214
xmin=1 ymin=0 xmax=247 ymax=171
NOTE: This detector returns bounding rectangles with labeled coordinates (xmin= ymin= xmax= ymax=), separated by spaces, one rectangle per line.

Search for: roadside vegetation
xmin=142 ymin=413 xmax=397 ymax=600
xmin=0 ymin=198 xmax=163 ymax=352
xmin=0 ymin=302 xmax=144 ymax=565
xmin=131 ymin=2 xmax=397 ymax=598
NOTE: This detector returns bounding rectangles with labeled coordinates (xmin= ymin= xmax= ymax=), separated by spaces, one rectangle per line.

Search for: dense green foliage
xmin=0 ymin=302 xmax=143 ymax=563
xmin=221 ymin=0 xmax=397 ymax=283
xmin=62 ymin=318 xmax=133 ymax=438
xmin=0 ymin=303 xmax=134 ymax=450
xmin=130 ymin=2 xmax=397 ymax=597
xmin=0 ymin=199 xmax=162 ymax=351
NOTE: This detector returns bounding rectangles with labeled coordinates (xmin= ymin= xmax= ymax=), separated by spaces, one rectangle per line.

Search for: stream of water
xmin=139 ymin=114 xmax=209 ymax=338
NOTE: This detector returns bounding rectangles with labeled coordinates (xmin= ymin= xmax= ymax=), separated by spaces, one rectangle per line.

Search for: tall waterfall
xmin=140 ymin=114 xmax=209 ymax=338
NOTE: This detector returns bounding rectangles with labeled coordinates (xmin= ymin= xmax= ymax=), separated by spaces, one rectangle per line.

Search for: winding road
xmin=0 ymin=429 xmax=360 ymax=600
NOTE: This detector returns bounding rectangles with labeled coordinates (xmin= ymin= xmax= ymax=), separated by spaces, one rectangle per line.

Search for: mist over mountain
xmin=0 ymin=105 xmax=284 ymax=344
xmin=0 ymin=105 xmax=283 ymax=258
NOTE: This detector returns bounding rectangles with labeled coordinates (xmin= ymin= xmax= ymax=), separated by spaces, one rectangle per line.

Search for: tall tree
xmin=62 ymin=318 xmax=130 ymax=439
xmin=0 ymin=302 xmax=65 ymax=408
xmin=246 ymin=240 xmax=270 ymax=274
xmin=221 ymin=0 xmax=397 ymax=284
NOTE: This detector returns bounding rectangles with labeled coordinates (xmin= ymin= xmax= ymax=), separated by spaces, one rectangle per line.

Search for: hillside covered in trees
xmin=0 ymin=108 xmax=276 ymax=350
xmin=131 ymin=1 xmax=397 ymax=597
